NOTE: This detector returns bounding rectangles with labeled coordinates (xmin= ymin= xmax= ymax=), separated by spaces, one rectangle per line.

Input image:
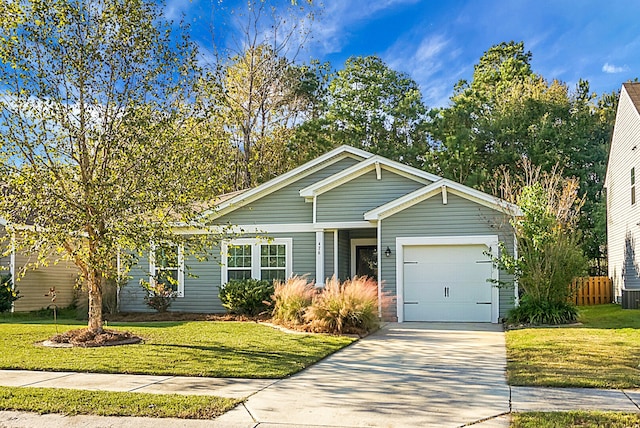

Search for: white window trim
xmin=149 ymin=243 xmax=185 ymax=298
xmin=221 ymin=238 xmax=293 ymax=284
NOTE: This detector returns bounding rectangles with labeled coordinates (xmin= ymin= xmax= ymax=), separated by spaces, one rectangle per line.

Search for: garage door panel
xmin=403 ymin=244 xmax=493 ymax=322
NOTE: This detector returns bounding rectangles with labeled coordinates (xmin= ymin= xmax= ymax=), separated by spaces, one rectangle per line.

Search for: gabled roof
xmin=364 ymin=178 xmax=522 ymax=221
xmin=299 ymin=155 xmax=441 ymax=200
xmin=623 ymin=82 xmax=640 ymax=115
xmin=201 ymin=145 xmax=373 ymax=220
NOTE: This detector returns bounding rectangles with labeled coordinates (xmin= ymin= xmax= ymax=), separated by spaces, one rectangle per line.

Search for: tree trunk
xmin=87 ymin=269 xmax=103 ymax=334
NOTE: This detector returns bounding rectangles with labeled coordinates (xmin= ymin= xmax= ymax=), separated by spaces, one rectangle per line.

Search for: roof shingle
xmin=623 ymin=82 xmax=640 ymax=115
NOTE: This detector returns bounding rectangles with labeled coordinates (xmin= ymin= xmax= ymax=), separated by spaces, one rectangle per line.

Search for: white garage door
xmin=403 ymin=244 xmax=494 ymax=322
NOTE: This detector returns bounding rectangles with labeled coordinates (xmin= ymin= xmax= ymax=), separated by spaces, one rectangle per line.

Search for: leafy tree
xmin=0 ymin=0 xmax=218 ymax=333
xmin=494 ymin=162 xmax=586 ymax=323
xmin=321 ymin=55 xmax=429 ymax=167
xmin=204 ymin=0 xmax=320 ymax=189
xmin=428 ymin=41 xmax=615 ymax=271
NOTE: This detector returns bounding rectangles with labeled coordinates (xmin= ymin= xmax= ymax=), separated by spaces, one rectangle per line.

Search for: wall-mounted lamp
xmin=384 ymin=246 xmax=392 ymax=257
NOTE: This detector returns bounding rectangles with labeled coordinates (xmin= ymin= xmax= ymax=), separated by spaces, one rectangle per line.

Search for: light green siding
xmin=338 ymin=230 xmax=350 ymax=280
xmin=215 ymin=157 xmax=359 ymax=225
xmin=316 ymin=169 xmax=426 ymax=223
xmin=380 ymin=193 xmax=516 ymax=320
xmin=324 ymin=231 xmax=334 ymax=281
xmin=121 ymin=232 xmax=317 ymax=313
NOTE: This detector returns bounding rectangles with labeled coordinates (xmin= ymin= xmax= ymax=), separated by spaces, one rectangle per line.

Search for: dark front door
xmin=355 ymin=245 xmax=378 ymax=279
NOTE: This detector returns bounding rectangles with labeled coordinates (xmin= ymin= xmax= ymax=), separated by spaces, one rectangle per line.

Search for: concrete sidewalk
xmin=0 ymin=369 xmax=274 ymax=399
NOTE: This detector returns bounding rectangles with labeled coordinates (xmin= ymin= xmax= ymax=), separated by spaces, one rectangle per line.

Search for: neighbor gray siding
xmin=215 ymin=157 xmax=359 ymax=225
xmin=316 ymin=169 xmax=425 ymax=223
xmin=380 ymin=193 xmax=515 ymax=320
xmin=606 ymin=84 xmax=640 ymax=298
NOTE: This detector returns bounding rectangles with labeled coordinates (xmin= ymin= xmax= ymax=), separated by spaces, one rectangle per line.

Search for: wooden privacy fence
xmin=569 ymin=276 xmax=613 ymax=306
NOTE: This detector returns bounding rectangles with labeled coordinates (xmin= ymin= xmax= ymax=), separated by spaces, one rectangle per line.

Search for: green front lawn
xmin=507 ymin=304 xmax=640 ymax=388
xmin=0 ymin=386 xmax=239 ymax=419
xmin=512 ymin=411 xmax=640 ymax=428
xmin=0 ymin=319 xmax=354 ymax=378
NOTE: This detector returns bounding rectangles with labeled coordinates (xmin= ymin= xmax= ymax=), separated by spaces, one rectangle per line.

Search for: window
xmin=633 ymin=168 xmax=636 ymax=205
xmin=222 ymin=239 xmax=292 ymax=283
xmin=150 ymin=243 xmax=184 ymax=297
xmin=260 ymin=244 xmax=287 ymax=281
xmin=227 ymin=244 xmax=252 ymax=281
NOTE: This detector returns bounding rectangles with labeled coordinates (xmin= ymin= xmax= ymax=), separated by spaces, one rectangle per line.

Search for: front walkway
xmin=0 ymin=323 xmax=639 ymax=427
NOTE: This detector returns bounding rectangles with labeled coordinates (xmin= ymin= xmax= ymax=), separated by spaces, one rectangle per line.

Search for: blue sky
xmin=167 ymin=0 xmax=640 ymax=107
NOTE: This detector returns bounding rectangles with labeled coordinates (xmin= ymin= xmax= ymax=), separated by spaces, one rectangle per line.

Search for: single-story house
xmin=605 ymin=82 xmax=640 ymax=302
xmin=121 ymin=145 xmax=520 ymax=322
xmin=0 ymin=218 xmax=78 ymax=312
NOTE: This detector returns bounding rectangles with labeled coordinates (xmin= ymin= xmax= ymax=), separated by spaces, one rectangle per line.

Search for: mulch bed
xmin=47 ymin=328 xmax=142 ymax=348
xmin=104 ymin=312 xmax=269 ymax=323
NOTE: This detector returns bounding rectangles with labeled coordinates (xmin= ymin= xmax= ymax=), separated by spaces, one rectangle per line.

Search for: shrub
xmin=272 ymin=276 xmax=316 ymax=324
xmin=141 ymin=278 xmax=177 ymax=313
xmin=508 ymin=296 xmax=578 ymax=325
xmin=305 ymin=276 xmax=386 ymax=334
xmin=219 ymin=278 xmax=274 ymax=316
xmin=0 ymin=274 xmax=19 ymax=313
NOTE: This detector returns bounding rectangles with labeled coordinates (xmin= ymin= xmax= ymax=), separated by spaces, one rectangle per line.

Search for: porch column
xmin=316 ymin=231 xmax=324 ymax=286
xmin=333 ymin=230 xmax=339 ymax=279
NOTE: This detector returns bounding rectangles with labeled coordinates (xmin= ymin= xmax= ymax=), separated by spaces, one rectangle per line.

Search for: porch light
xmin=384 ymin=246 xmax=392 ymax=257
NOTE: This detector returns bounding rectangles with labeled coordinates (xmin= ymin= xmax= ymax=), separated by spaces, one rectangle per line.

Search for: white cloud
xmin=309 ymin=0 xmax=421 ymax=56
xmin=602 ymin=62 xmax=629 ymax=74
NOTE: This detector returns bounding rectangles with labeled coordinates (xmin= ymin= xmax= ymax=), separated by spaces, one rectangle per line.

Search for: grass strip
xmin=0 ymin=386 xmax=240 ymax=419
xmin=512 ymin=411 xmax=640 ymax=428
xmin=506 ymin=304 xmax=640 ymax=388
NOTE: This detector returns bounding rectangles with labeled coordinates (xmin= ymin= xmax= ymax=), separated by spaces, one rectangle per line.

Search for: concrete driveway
xmin=218 ymin=322 xmax=510 ymax=427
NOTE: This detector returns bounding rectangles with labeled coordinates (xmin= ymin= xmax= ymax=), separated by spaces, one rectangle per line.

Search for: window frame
xmin=149 ymin=243 xmax=185 ymax=298
xmin=221 ymin=238 xmax=293 ymax=284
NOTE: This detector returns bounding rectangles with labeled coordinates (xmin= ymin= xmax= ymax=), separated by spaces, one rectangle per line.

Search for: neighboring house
xmin=121 ymin=146 xmax=520 ymax=322
xmin=0 ymin=218 xmax=78 ymax=312
xmin=605 ymin=82 xmax=640 ymax=301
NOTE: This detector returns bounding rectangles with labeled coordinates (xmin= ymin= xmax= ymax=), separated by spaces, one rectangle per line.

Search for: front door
xmin=355 ymin=245 xmax=377 ymax=278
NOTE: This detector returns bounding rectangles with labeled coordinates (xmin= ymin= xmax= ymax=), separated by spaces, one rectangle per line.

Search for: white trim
xmin=333 ymin=230 xmax=339 ymax=279
xmin=299 ymin=155 xmax=440 ymax=199
xmin=375 ymin=161 xmax=381 ymax=180
xmin=350 ymin=238 xmax=377 ymax=277
xmin=312 ymin=196 xmax=317 ymax=224
xmin=174 ymin=221 xmax=376 ymax=236
xmin=365 ymin=178 xmax=521 ymax=221
xmin=395 ymin=235 xmax=500 ymax=323
xmin=220 ymin=238 xmax=293 ymax=284
xmin=149 ymin=243 xmax=185 ymax=298
xmin=203 ymin=146 xmax=372 ymax=220
xmin=316 ymin=231 xmax=324 ymax=286
xmin=441 ymin=185 xmax=448 ymax=205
